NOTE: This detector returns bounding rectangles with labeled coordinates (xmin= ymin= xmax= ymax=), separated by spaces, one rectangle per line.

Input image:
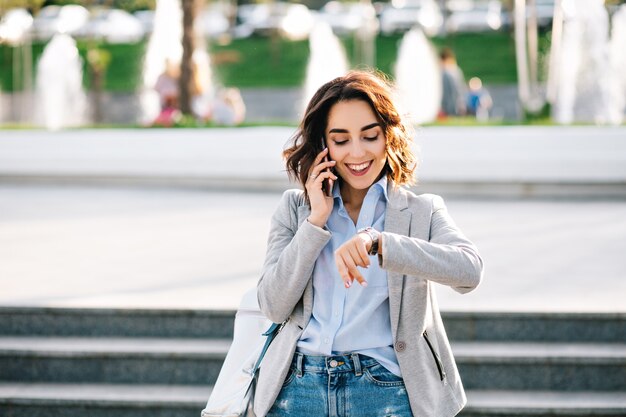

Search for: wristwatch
xmin=357 ymin=227 xmax=380 ymax=256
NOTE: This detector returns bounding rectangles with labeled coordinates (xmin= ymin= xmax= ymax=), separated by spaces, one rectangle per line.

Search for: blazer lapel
xmin=297 ymin=204 xmax=314 ymax=325
xmin=384 ymin=185 xmax=411 ymax=339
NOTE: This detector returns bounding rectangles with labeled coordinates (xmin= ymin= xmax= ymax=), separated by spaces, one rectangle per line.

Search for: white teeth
xmin=348 ymin=162 xmax=370 ymax=172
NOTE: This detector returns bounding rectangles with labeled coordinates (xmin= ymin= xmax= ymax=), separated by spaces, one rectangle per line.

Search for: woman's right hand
xmin=306 ymin=148 xmax=337 ymax=228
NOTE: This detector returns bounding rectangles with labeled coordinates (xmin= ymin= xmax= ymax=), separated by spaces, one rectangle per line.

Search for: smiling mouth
xmin=346 ymin=161 xmax=372 ymax=176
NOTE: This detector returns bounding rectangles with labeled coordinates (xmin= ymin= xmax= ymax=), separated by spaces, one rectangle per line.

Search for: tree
xmin=179 ymin=0 xmax=203 ymax=115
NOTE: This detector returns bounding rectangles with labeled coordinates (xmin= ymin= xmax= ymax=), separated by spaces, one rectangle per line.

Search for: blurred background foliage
xmin=0 ymin=0 xmax=622 ymax=92
xmin=0 ymin=31 xmax=525 ymax=91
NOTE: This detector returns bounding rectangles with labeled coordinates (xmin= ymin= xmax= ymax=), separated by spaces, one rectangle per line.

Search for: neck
xmin=340 ymin=181 xmax=368 ymax=209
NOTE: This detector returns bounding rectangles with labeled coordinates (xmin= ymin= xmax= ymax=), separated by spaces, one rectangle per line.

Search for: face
xmin=325 ymin=99 xmax=387 ymax=193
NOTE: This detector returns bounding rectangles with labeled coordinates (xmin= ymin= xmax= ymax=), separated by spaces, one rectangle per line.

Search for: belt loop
xmin=351 ymin=353 xmax=362 ymax=376
xmin=295 ymin=352 xmax=304 ymax=377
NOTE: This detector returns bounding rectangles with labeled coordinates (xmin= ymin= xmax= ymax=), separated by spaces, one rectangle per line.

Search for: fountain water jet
xmin=550 ymin=0 xmax=618 ymax=124
xmin=302 ymin=22 xmax=349 ymax=112
xmin=394 ymin=28 xmax=441 ymax=125
xmin=608 ymin=4 xmax=626 ymax=125
xmin=35 ymin=34 xmax=87 ymax=130
xmin=140 ymin=0 xmax=184 ymax=124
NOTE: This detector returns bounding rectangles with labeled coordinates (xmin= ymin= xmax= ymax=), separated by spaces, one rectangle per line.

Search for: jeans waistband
xmin=291 ymin=352 xmax=378 ymax=376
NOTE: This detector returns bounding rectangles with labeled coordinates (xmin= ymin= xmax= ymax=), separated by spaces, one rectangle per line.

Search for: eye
xmin=333 ymin=139 xmax=349 ymax=145
xmin=363 ymin=134 xmax=379 ymax=141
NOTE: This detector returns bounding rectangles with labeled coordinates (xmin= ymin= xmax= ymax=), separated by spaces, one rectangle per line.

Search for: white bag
xmin=201 ymin=288 xmax=281 ymax=417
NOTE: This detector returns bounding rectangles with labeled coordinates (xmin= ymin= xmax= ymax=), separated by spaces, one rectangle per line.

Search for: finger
xmin=307 ymin=176 xmax=336 ymax=200
xmin=343 ymin=255 xmax=367 ymax=288
xmin=335 ymin=253 xmax=352 ymax=288
xmin=307 ymin=172 xmax=338 ymax=195
xmin=312 ymin=147 xmax=329 ymax=166
xmin=350 ymin=240 xmax=370 ymax=268
xmin=346 ymin=243 xmax=367 ymax=269
xmin=308 ymin=160 xmax=336 ymax=181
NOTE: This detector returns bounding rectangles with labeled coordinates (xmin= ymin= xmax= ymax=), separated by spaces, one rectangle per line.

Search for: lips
xmin=346 ymin=161 xmax=372 ymax=177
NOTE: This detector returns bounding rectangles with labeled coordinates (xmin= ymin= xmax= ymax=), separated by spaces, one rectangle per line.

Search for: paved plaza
xmin=1 ymin=184 xmax=625 ymax=312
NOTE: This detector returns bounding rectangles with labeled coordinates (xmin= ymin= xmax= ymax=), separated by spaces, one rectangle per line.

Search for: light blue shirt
xmin=297 ymin=176 xmax=401 ymax=376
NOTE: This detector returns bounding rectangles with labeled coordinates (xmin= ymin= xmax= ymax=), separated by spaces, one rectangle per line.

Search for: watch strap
xmin=358 ymin=227 xmax=380 ymax=256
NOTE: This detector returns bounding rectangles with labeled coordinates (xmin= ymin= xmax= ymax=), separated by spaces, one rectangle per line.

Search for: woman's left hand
xmin=335 ymin=233 xmax=372 ymax=288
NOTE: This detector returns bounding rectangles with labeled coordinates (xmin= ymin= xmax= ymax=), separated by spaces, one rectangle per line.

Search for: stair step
xmin=453 ymin=342 xmax=626 ymax=391
xmin=444 ymin=311 xmax=626 ymax=343
xmin=463 ymin=390 xmax=626 ymax=416
xmin=2 ymin=307 xmax=624 ymax=342
xmin=0 ymin=383 xmax=210 ymax=405
xmin=0 ymin=337 xmax=230 ymax=385
xmin=0 ymin=383 xmax=210 ymax=417
xmin=1 ymin=337 xmax=624 ymax=391
xmin=0 ymin=337 xmax=231 ymax=356
xmin=1 ymin=385 xmax=625 ymax=417
xmin=0 ymin=307 xmax=235 ymax=339
xmin=453 ymin=342 xmax=626 ymax=362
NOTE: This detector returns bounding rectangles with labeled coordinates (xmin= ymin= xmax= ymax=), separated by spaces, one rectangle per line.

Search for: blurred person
xmin=191 ymin=50 xmax=214 ymax=121
xmin=154 ymin=59 xmax=180 ymax=111
xmin=255 ymin=70 xmax=484 ymax=417
xmin=210 ymin=87 xmax=246 ymax=126
xmin=439 ymin=47 xmax=467 ymax=117
xmin=466 ymin=77 xmax=492 ymax=122
xmin=152 ymin=95 xmax=181 ymax=127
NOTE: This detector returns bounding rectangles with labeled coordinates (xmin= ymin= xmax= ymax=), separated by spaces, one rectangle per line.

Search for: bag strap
xmin=251 ymin=320 xmax=287 ymax=375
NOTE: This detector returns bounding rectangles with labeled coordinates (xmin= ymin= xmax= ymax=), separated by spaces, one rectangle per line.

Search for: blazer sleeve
xmin=379 ymin=195 xmax=483 ymax=294
xmin=257 ymin=190 xmax=332 ymax=323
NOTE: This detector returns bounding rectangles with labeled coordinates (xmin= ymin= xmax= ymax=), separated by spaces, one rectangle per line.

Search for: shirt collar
xmin=332 ymin=175 xmax=389 ymax=203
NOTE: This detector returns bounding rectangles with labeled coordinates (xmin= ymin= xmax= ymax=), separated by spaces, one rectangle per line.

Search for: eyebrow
xmin=328 ymin=122 xmax=380 ymax=134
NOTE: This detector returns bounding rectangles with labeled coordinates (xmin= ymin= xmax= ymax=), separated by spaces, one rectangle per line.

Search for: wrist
xmin=357 ymin=227 xmax=380 ymax=256
xmin=307 ymin=216 xmax=325 ymax=228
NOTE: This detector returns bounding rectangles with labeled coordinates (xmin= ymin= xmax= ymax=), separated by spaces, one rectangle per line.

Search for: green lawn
xmin=0 ymin=31 xmax=528 ymax=93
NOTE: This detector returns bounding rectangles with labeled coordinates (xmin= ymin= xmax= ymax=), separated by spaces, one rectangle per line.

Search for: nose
xmin=349 ymin=138 xmax=366 ymax=159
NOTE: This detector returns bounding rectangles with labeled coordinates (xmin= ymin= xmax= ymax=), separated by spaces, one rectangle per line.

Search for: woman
xmin=255 ymin=71 xmax=483 ymax=417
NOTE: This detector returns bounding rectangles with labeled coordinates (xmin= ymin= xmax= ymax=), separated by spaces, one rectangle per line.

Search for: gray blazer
xmin=255 ymin=183 xmax=484 ymax=417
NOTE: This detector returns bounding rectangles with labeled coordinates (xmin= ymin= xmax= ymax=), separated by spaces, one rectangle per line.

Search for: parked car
xmin=235 ymin=2 xmax=315 ymax=40
xmin=74 ymin=9 xmax=144 ymax=43
xmin=317 ymin=1 xmax=379 ymax=36
xmin=379 ymin=0 xmax=443 ymax=36
xmin=32 ymin=5 xmax=89 ymax=40
xmin=445 ymin=0 xmax=503 ymax=33
xmin=0 ymin=8 xmax=33 ymax=44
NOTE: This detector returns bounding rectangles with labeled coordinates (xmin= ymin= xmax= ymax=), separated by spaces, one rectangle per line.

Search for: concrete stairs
xmin=0 ymin=307 xmax=624 ymax=417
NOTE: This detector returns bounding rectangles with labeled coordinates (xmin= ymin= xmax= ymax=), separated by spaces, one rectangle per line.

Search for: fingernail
xmin=361 ymin=281 xmax=368 ymax=287
xmin=345 ymin=281 xmax=351 ymax=288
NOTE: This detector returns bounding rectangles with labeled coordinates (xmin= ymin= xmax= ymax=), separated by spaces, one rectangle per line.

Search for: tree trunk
xmin=179 ymin=0 xmax=199 ymax=115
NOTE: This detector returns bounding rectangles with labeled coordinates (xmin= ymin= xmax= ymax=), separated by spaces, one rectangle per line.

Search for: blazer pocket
xmin=423 ymin=330 xmax=446 ymax=381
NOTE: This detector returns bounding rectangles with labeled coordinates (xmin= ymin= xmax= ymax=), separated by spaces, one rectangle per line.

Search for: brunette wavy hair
xmin=284 ymin=70 xmax=417 ymax=203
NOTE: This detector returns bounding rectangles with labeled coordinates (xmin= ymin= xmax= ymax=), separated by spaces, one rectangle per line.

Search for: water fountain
xmin=35 ymin=33 xmax=87 ymax=130
xmin=302 ymin=22 xmax=349 ymax=112
xmin=394 ymin=27 xmax=441 ymax=125
xmin=549 ymin=0 xmax=625 ymax=124
xmin=140 ymin=0 xmax=184 ymax=124
xmin=608 ymin=4 xmax=626 ymax=125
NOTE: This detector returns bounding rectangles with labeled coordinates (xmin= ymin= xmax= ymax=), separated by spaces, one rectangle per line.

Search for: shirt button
xmin=324 ymin=338 xmax=330 ymax=344
xmin=395 ymin=341 xmax=406 ymax=352
xmin=329 ymin=360 xmax=338 ymax=368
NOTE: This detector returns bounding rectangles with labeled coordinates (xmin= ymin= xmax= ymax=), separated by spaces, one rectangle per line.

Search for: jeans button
xmin=329 ymin=359 xmax=338 ymax=368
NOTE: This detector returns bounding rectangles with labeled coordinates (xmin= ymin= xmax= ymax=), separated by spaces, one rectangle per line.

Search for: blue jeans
xmin=266 ymin=352 xmax=412 ymax=417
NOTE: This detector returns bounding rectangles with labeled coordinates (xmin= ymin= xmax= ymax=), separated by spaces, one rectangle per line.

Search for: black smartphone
xmin=320 ymin=137 xmax=333 ymax=197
